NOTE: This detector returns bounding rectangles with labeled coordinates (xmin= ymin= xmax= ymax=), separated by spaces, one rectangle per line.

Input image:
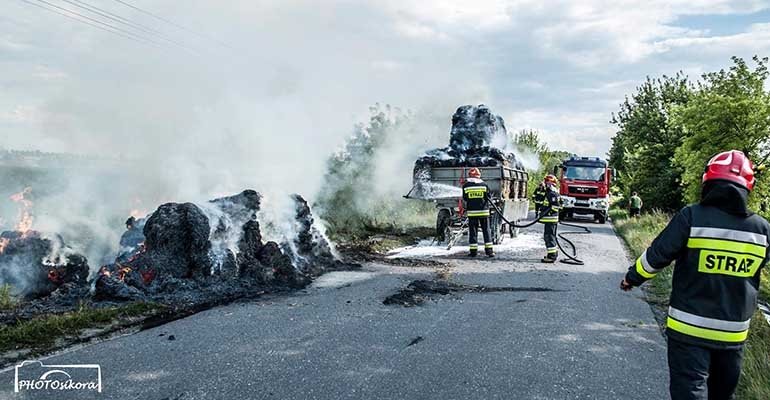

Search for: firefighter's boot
xmin=541 ymin=254 xmax=557 ymax=263
xmin=485 ymin=248 xmax=495 ymax=258
xmin=468 ymin=249 xmax=478 ymax=257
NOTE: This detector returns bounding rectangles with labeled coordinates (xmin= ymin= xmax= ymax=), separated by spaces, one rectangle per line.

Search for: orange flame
xmin=0 ymin=237 xmax=9 ymax=254
xmin=10 ymin=187 xmax=33 ymax=234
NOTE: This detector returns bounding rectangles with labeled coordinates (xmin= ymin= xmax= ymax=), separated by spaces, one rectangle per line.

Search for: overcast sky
xmin=3 ymin=0 xmax=770 ymax=161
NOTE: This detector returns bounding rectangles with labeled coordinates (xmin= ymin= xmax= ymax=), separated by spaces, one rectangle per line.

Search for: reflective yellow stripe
xmin=467 ymin=211 xmax=489 ymax=217
xmin=636 ymin=258 xmax=656 ymax=279
xmin=687 ymin=238 xmax=766 ymax=258
xmin=540 ymin=217 xmax=558 ymax=223
xmin=667 ymin=317 xmax=748 ymax=343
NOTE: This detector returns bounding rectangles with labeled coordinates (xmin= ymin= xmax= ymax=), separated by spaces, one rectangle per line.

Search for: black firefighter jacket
xmin=624 ymin=182 xmax=770 ymax=349
xmin=462 ymin=178 xmax=491 ymax=218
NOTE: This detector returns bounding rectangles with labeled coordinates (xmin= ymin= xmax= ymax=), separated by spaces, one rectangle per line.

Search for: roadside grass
xmin=737 ymin=312 xmax=770 ymax=399
xmin=0 ymin=302 xmax=165 ymax=354
xmin=0 ymin=284 xmax=18 ymax=310
xmin=611 ymin=209 xmax=674 ymax=305
xmin=611 ymin=210 xmax=770 ymax=399
xmin=335 ymin=225 xmax=435 ymax=254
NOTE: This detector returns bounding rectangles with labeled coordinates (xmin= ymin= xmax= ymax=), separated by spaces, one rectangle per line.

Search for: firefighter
xmin=621 ymin=150 xmax=769 ymax=400
xmin=462 ymin=167 xmax=495 ymax=257
xmin=539 ymin=174 xmax=561 ymax=263
xmin=532 ymin=181 xmax=547 ymax=211
xmin=628 ymin=191 xmax=643 ymax=218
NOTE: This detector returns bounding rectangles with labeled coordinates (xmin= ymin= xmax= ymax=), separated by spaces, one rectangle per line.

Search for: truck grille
xmin=568 ymin=186 xmax=598 ymax=195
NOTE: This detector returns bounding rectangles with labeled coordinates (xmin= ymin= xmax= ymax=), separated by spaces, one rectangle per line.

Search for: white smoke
xmin=1 ymin=1 xmax=498 ymax=273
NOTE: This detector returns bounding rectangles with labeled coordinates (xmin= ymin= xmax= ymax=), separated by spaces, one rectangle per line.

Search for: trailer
xmin=405 ymin=165 xmax=530 ymax=246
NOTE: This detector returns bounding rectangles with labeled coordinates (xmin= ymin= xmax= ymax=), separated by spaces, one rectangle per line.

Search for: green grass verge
xmin=611 ymin=211 xmax=770 ymax=399
xmin=0 ymin=302 xmax=164 ymax=354
xmin=737 ymin=311 xmax=770 ymax=399
xmin=0 ymin=284 xmax=18 ymax=311
xmin=339 ymin=226 xmax=435 ymax=254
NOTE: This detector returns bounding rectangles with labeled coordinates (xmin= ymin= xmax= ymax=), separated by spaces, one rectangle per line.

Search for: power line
xmin=23 ymin=0 xmax=200 ymax=55
xmin=59 ymin=0 xmax=200 ymax=53
xmin=18 ymin=0 xmax=163 ymax=49
xmin=109 ymin=0 xmax=231 ymax=48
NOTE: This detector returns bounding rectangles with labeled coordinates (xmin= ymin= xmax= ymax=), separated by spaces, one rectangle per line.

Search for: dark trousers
xmin=668 ymin=338 xmax=743 ymax=400
xmin=544 ymin=222 xmax=558 ymax=258
xmin=630 ymin=207 xmax=641 ymax=217
xmin=468 ymin=217 xmax=492 ymax=253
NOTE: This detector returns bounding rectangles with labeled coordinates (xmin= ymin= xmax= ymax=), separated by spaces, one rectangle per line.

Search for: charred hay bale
xmin=449 ymin=104 xmax=507 ymax=153
xmin=0 ymin=231 xmax=89 ymax=299
xmin=209 ymin=190 xmax=261 ymax=221
xmin=258 ymin=242 xmax=309 ymax=288
xmin=138 ymin=202 xmax=212 ymax=279
xmin=206 ymin=190 xmax=262 ymax=276
xmin=290 ymin=195 xmax=337 ymax=275
xmin=236 ymin=219 xmax=269 ymax=281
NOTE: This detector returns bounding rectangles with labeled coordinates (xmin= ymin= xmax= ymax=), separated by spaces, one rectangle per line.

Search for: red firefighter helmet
xmin=543 ymin=174 xmax=558 ymax=186
xmin=702 ymin=150 xmax=755 ymax=191
xmin=468 ymin=168 xmax=481 ymax=178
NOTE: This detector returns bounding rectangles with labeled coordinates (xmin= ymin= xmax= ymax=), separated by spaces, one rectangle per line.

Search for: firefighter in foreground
xmin=462 ymin=168 xmax=494 ymax=257
xmin=621 ymin=150 xmax=769 ymax=400
xmin=534 ymin=175 xmax=561 ymax=263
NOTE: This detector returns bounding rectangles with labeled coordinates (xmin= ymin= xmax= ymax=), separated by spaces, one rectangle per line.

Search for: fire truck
xmin=553 ymin=156 xmax=614 ymax=224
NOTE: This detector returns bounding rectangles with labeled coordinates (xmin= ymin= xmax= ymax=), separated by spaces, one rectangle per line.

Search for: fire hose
xmin=487 ymin=200 xmax=589 ymax=265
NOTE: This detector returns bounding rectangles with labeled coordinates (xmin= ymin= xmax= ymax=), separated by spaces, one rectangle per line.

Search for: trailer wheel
xmin=436 ymin=209 xmax=451 ymax=242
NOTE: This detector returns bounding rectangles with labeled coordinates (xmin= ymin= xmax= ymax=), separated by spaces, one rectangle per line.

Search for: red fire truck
xmin=554 ymin=156 xmax=614 ymax=224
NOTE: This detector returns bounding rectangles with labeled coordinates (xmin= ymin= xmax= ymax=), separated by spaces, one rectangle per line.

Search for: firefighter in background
xmin=539 ymin=175 xmax=561 ymax=263
xmin=532 ymin=181 xmax=547 ymax=211
xmin=462 ymin=168 xmax=495 ymax=258
xmin=621 ymin=150 xmax=769 ymax=400
xmin=628 ymin=191 xmax=643 ymax=217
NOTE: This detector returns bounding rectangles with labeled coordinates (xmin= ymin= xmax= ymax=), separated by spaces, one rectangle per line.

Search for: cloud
xmin=3 ymin=0 xmax=770 ymax=184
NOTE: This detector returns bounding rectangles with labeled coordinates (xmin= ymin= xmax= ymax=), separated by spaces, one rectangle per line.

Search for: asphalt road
xmin=0 ymin=221 xmax=668 ymax=400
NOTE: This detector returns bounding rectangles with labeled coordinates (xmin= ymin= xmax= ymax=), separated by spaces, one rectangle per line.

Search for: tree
xmin=609 ymin=73 xmax=693 ymax=211
xmin=513 ymin=130 xmax=571 ymax=198
xmin=672 ymin=56 xmax=770 ymax=215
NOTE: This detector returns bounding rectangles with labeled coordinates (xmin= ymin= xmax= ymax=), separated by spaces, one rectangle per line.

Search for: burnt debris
xmin=383 ymin=279 xmax=559 ymax=307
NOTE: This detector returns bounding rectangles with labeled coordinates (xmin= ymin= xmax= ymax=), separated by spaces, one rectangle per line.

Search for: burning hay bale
xmin=92 ymin=190 xmax=346 ymax=302
xmin=117 ymin=216 xmax=146 ymax=263
xmin=0 ymin=230 xmax=89 ymax=299
xmin=93 ymin=202 xmax=212 ymax=301
xmin=412 ymin=105 xmax=524 ymax=195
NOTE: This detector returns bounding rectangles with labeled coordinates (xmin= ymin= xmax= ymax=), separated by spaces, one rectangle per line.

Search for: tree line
xmin=609 ymin=56 xmax=770 ymax=217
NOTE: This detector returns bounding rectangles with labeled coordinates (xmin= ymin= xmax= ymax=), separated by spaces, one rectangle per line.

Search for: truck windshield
xmin=564 ymin=166 xmax=605 ymax=181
